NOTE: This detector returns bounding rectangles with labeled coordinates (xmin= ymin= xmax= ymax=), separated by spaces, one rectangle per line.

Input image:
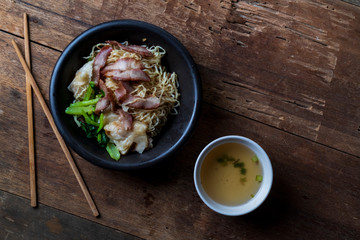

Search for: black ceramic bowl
xmin=50 ymin=20 xmax=201 ymax=170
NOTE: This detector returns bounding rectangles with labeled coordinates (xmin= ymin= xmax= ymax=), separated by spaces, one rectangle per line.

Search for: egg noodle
xmin=87 ymin=42 xmax=180 ymax=137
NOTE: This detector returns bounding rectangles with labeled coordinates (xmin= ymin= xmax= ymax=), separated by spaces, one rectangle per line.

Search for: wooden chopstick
xmin=23 ymin=13 xmax=37 ymax=208
xmin=12 ymin=40 xmax=100 ymax=217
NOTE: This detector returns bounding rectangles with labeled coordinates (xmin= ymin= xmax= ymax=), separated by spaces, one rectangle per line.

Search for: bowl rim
xmin=194 ymin=135 xmax=273 ymax=216
xmin=49 ymin=19 xmax=202 ymax=170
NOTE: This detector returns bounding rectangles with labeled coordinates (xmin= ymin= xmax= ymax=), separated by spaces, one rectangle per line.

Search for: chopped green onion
xmin=251 ymin=155 xmax=259 ymax=163
xmin=240 ymin=177 xmax=247 ymax=184
xmin=240 ymin=168 xmax=247 ymax=175
xmin=256 ymin=175 xmax=263 ymax=182
xmin=65 ymin=105 xmax=94 ymax=115
xmin=217 ymin=154 xmax=240 ymax=167
xmin=216 ymin=155 xmax=227 ymax=166
xmin=106 ymin=142 xmax=121 ymax=161
xmin=233 ymin=161 xmax=244 ymax=168
xmin=250 ymin=194 xmax=255 ymax=198
xmin=224 ymin=155 xmax=235 ymax=162
xmin=216 ymin=157 xmax=227 ymax=166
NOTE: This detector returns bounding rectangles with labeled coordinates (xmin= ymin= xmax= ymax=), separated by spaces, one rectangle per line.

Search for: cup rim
xmin=194 ymin=135 xmax=273 ymax=216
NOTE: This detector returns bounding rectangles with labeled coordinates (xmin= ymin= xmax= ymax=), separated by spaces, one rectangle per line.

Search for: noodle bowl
xmin=50 ymin=20 xmax=201 ymax=170
xmin=67 ymin=41 xmax=180 ymax=159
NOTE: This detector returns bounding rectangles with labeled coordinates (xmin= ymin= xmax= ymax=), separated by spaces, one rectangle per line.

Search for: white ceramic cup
xmin=194 ymin=135 xmax=273 ymax=216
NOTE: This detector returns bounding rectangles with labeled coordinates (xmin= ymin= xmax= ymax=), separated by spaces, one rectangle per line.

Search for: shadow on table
xmin=240 ymin=175 xmax=295 ymax=228
xmin=129 ymin=156 xmax=185 ymax=185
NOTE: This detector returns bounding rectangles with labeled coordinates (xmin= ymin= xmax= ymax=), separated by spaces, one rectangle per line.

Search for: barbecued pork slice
xmin=105 ymin=78 xmax=133 ymax=103
xmin=92 ymin=45 xmax=112 ymax=85
xmin=122 ymin=95 xmax=160 ymax=110
xmin=95 ymin=79 xmax=115 ymax=114
xmin=101 ymin=58 xmax=143 ymax=74
xmin=104 ymin=69 xmax=150 ymax=81
xmin=95 ymin=97 xmax=110 ymax=114
xmin=106 ymin=40 xmax=153 ymax=58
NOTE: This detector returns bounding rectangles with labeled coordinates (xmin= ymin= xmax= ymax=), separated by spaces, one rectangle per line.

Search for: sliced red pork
xmin=106 ymin=40 xmax=153 ymax=58
xmin=101 ymin=58 xmax=143 ymax=74
xmin=104 ymin=69 xmax=150 ymax=81
xmin=92 ymin=45 xmax=112 ymax=85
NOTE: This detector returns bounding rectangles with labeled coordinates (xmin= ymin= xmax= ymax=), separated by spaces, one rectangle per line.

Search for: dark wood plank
xmin=0 ymin=190 xmax=142 ymax=240
xmin=0 ymin=30 xmax=359 ymax=239
xmin=342 ymin=0 xmax=360 ymax=7
xmin=1 ymin=1 xmax=360 ymax=239
xmin=0 ymin=0 xmax=359 ymax=157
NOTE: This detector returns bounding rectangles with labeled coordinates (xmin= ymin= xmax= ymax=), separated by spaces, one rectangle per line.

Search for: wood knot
xmin=144 ymin=192 xmax=155 ymax=208
xmin=45 ymin=217 xmax=63 ymax=234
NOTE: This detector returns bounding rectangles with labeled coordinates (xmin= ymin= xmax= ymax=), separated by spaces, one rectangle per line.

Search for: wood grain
xmin=0 ymin=190 xmax=142 ymax=240
xmin=0 ymin=0 xmax=359 ymax=157
xmin=343 ymin=0 xmax=360 ymax=7
xmin=0 ymin=0 xmax=360 ymax=239
xmin=12 ymin=39 xmax=99 ymax=217
xmin=1 ymin=31 xmax=360 ymax=239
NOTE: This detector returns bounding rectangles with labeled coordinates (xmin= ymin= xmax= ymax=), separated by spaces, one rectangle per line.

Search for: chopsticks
xmin=12 ymin=39 xmax=100 ymax=217
xmin=23 ymin=13 xmax=37 ymax=208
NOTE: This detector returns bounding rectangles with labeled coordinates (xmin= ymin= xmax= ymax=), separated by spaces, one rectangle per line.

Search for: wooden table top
xmin=1 ymin=0 xmax=360 ymax=239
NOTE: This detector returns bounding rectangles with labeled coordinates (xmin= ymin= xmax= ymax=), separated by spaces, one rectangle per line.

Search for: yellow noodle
xmin=89 ymin=42 xmax=180 ymax=137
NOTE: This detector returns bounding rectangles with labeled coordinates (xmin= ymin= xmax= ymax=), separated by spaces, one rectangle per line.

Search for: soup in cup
xmin=194 ymin=135 xmax=273 ymax=216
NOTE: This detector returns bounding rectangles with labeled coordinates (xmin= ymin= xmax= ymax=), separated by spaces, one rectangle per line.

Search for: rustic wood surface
xmin=0 ymin=191 xmax=141 ymax=240
xmin=0 ymin=0 xmax=359 ymax=239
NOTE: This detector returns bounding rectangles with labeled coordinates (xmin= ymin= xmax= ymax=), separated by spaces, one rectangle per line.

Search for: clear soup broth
xmin=200 ymin=142 xmax=263 ymax=206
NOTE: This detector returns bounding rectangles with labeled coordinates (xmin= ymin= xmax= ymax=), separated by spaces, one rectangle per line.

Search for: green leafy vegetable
xmin=97 ymin=113 xmax=104 ymax=133
xmin=80 ymin=122 xmax=98 ymax=138
xmin=65 ymin=82 xmax=121 ymax=161
xmin=106 ymin=142 xmax=121 ymax=161
xmin=97 ymin=131 xmax=109 ymax=148
xmin=82 ymin=112 xmax=99 ymax=126
xmin=65 ymin=105 xmax=95 ymax=115
xmin=70 ymin=98 xmax=99 ymax=107
xmin=96 ymin=92 xmax=104 ymax=98
xmin=83 ymin=83 xmax=95 ymax=101
xmin=89 ymin=81 xmax=96 ymax=88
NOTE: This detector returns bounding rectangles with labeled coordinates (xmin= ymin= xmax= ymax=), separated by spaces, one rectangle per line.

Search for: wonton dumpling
xmin=104 ymin=112 xmax=152 ymax=155
xmin=68 ymin=60 xmax=93 ymax=100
